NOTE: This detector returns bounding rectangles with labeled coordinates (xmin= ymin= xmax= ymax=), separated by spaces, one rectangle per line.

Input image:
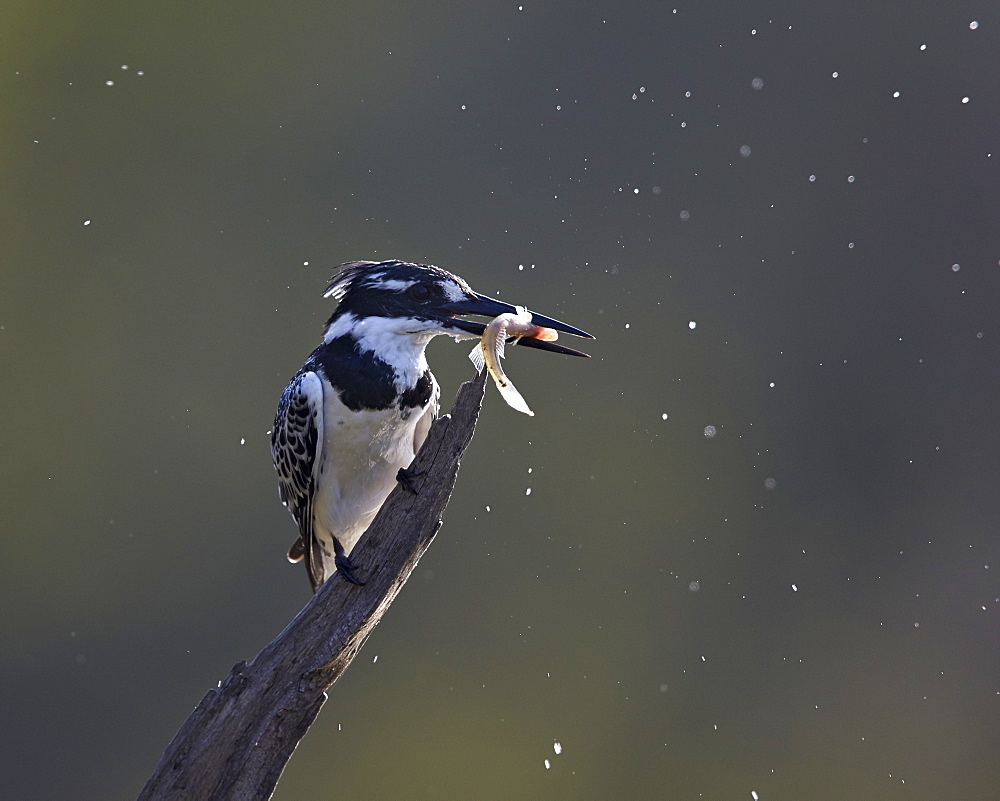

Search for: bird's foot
xmin=335 ymin=552 xmax=365 ymax=585
xmin=396 ymin=466 xmax=425 ymax=494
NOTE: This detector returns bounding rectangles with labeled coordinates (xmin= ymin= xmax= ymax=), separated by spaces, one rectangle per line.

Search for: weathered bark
xmin=138 ymin=371 xmax=488 ymax=801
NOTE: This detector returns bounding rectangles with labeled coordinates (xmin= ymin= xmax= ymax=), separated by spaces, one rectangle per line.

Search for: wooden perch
xmin=138 ymin=370 xmax=488 ymax=801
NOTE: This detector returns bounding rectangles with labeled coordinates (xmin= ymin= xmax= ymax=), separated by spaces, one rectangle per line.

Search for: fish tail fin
xmin=497 ymin=380 xmax=534 ymax=416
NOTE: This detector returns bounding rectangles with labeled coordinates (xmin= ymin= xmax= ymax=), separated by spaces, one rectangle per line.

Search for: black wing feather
xmin=271 ymin=370 xmax=325 ymax=588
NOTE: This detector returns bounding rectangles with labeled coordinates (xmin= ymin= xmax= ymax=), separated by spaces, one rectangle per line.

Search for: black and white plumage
xmin=271 ymin=260 xmax=593 ymax=591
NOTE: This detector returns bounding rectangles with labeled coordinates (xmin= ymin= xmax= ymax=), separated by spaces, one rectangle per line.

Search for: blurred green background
xmin=3 ymin=2 xmax=999 ymax=799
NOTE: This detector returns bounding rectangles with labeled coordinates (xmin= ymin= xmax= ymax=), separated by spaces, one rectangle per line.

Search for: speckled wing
xmin=271 ymin=370 xmax=325 ymax=586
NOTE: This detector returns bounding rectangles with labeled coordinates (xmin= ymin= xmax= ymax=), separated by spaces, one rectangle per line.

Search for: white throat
xmin=324 ymin=313 xmax=440 ymax=390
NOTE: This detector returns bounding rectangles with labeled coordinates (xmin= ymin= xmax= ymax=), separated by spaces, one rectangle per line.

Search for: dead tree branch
xmin=137 ymin=370 xmax=488 ymax=801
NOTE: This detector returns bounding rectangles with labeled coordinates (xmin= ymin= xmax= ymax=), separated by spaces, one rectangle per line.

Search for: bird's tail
xmin=287 ymin=537 xmax=305 ymax=563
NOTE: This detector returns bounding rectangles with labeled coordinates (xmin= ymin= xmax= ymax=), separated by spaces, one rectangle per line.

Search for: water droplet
xmin=703 ymin=425 xmax=716 ymax=438
xmin=751 ymin=77 xmax=764 ymax=90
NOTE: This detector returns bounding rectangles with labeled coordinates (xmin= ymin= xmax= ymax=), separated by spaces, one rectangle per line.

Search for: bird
xmin=270 ymin=260 xmax=594 ymax=591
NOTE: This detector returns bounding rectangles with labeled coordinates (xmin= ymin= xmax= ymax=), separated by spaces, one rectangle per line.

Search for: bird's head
xmin=323 ymin=260 xmax=594 ymax=356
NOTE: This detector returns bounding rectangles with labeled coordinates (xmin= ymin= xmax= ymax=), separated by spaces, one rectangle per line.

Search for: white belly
xmin=311 ymin=391 xmax=430 ymax=573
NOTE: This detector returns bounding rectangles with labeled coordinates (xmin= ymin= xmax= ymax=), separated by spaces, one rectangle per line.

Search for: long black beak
xmin=434 ymin=293 xmax=595 ymax=358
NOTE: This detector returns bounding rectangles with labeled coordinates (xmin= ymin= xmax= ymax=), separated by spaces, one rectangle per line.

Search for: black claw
xmin=335 ymin=553 xmax=365 ymax=585
xmin=396 ymin=466 xmax=425 ymax=494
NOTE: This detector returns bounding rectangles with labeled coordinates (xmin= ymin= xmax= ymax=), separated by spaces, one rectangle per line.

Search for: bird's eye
xmin=408 ymin=283 xmax=432 ymax=301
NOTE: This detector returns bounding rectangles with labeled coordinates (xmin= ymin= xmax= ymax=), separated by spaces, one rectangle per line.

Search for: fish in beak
xmin=434 ymin=292 xmax=595 ymax=357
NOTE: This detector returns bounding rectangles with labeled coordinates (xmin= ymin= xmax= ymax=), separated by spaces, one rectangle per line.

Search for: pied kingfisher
xmin=271 ymin=260 xmax=594 ymax=590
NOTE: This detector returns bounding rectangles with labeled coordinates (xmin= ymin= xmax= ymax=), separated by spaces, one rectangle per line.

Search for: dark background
xmin=3 ymin=2 xmax=998 ymax=799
